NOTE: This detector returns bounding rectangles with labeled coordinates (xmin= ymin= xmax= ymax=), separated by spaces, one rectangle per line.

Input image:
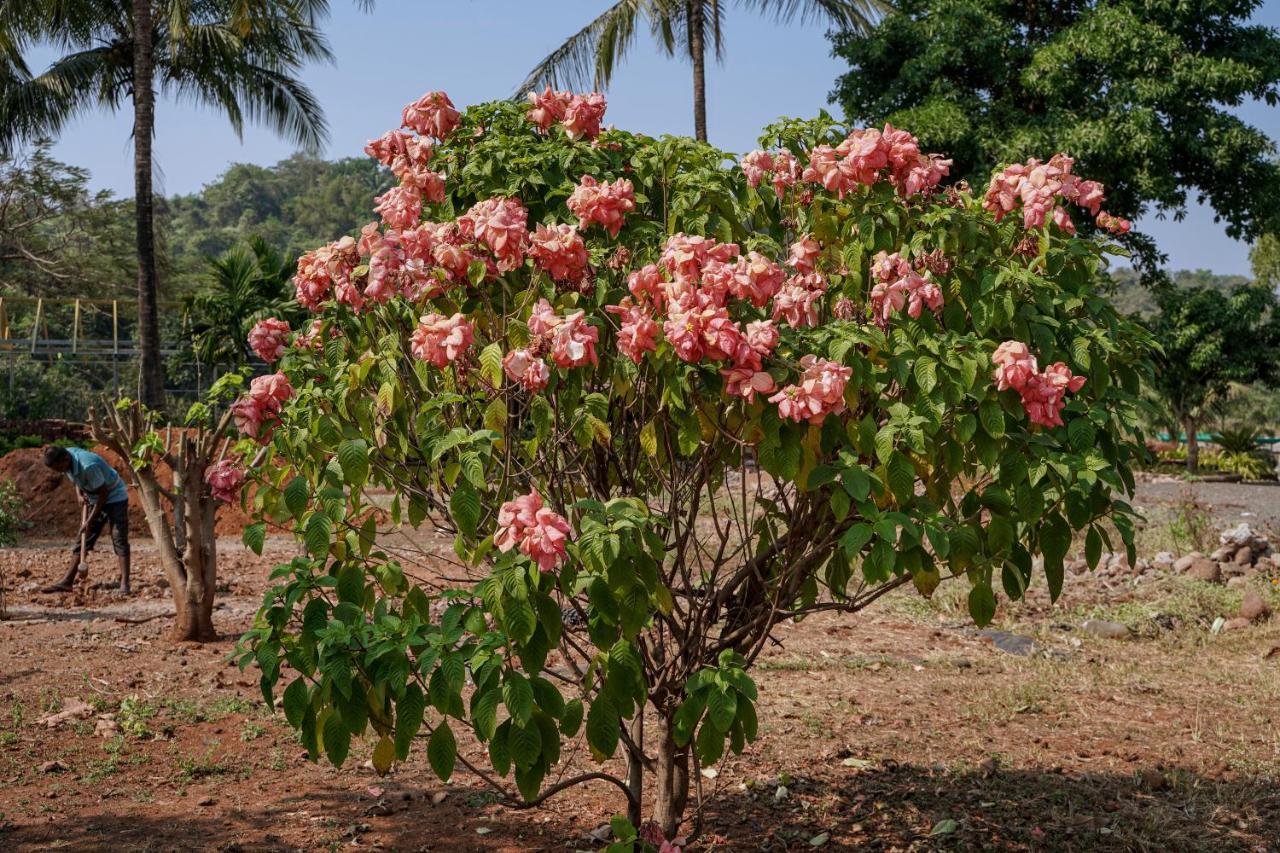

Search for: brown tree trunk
xmin=173 ymin=473 xmax=218 ymax=641
xmin=688 ymin=0 xmax=707 ymax=142
xmin=173 ymin=575 xmax=217 ymax=641
xmin=625 ymin=715 xmax=644 ymax=826
xmin=652 ymin=715 xmax=689 ymax=838
xmin=1184 ymin=415 xmax=1200 ymax=473
xmin=132 ymin=0 xmax=165 ymax=409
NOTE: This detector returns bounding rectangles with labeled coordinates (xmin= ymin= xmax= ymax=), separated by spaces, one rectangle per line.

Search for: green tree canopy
xmin=1147 ymin=282 xmax=1280 ymax=469
xmin=0 ymin=141 xmax=134 ymax=297
xmin=1252 ymin=232 xmax=1280 ymax=289
xmin=829 ymin=0 xmax=1280 ymax=276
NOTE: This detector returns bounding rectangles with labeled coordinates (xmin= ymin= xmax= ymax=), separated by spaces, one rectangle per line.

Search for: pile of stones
xmin=1163 ymin=522 xmax=1274 ymax=589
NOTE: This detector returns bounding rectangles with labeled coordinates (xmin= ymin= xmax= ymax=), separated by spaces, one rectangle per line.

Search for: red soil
xmin=0 ymin=445 xmax=255 ymax=540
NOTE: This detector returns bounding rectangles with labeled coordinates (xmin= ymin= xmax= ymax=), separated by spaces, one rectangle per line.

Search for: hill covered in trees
xmin=162 ymin=154 xmax=394 ymax=293
xmin=1105 ymin=267 xmax=1251 ymax=316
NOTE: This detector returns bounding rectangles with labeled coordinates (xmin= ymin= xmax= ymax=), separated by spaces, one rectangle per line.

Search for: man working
xmin=40 ymin=445 xmax=131 ymax=594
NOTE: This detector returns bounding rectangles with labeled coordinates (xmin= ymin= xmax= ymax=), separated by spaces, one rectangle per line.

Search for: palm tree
xmin=518 ymin=0 xmax=885 ymax=143
xmin=0 ymin=0 xmax=341 ymax=408
xmin=185 ymin=236 xmax=300 ymax=368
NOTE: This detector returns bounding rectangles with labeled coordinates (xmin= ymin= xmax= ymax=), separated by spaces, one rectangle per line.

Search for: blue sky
xmin=28 ymin=0 xmax=1280 ymax=276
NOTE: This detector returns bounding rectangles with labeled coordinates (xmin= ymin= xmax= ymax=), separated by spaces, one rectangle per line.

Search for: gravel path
xmin=1133 ymin=476 xmax=1280 ymax=530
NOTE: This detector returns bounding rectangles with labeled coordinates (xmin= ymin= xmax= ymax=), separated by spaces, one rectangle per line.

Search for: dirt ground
xmin=0 ymin=480 xmax=1278 ymax=851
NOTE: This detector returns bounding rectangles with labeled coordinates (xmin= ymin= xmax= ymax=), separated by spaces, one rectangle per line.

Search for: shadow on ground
xmin=3 ymin=763 xmax=1275 ymax=852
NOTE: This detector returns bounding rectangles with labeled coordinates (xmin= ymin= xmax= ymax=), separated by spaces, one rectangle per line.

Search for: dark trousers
xmin=72 ymin=500 xmax=130 ymax=557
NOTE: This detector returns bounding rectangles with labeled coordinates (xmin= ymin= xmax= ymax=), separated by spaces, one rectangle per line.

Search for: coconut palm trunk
xmin=688 ymin=0 xmax=707 ymax=142
xmin=517 ymin=0 xmax=884 ymax=145
xmin=131 ymin=0 xmax=165 ymax=408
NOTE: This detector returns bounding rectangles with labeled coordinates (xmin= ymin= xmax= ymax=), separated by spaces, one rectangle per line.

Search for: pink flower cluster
xmin=294 ymin=319 xmax=327 ymax=351
xmin=869 ymin=252 xmax=944 ymax=327
xmin=787 ymin=235 xmax=821 ymax=274
xmin=411 ymin=313 xmax=475 ymax=368
xmin=204 ymin=458 xmax=245 ymax=504
xmin=739 ymin=149 xmax=800 ymax=198
xmin=527 ymin=300 xmax=600 ymax=369
xmin=991 ymin=341 xmax=1086 ymax=428
xmin=525 ymin=87 xmax=607 ymax=140
xmin=248 ymin=317 xmax=291 ymax=363
xmin=802 ymin=125 xmax=951 ymax=199
xmin=364 ymin=130 xmax=445 ymax=202
xmin=502 ymin=348 xmax=551 ymax=392
xmin=1096 ymin=211 xmax=1131 ymax=235
xmin=772 ymin=273 xmax=826 ymax=328
xmin=613 ymin=235 xmax=803 ymax=401
xmin=459 ymin=197 xmax=529 ymax=272
xmin=374 ymin=184 xmax=422 ymax=230
xmin=401 ymin=91 xmax=460 ymax=141
xmin=231 ymin=372 xmax=294 ymax=442
xmin=566 ymin=176 xmax=635 ymax=237
xmin=294 ymin=236 xmax=360 ymax=312
xmin=605 ymin=299 xmax=660 ymax=363
xmin=492 ymin=489 xmax=572 ymax=572
xmin=769 ymin=356 xmax=852 ymax=424
xmin=983 ymin=154 xmax=1128 ymax=236
xmin=528 ymin=223 xmax=589 ymax=282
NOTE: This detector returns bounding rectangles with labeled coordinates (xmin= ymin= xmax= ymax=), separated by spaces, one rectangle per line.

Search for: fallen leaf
xmin=808 ymin=832 xmax=830 ymax=846
xmin=929 ymin=819 xmax=958 ymax=837
xmin=701 ymin=767 xmax=719 ymax=779
xmin=841 ymin=757 xmax=872 ymax=768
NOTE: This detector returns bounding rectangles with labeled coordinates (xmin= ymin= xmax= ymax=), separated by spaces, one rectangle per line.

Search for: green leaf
xmin=304 ymin=513 xmax=332 ymax=558
xmin=281 ymin=677 xmax=308 ymax=728
xmin=242 ymin=522 xmax=265 ymax=556
xmin=471 ymin=688 xmax=500 ymax=741
xmin=508 ymin=721 xmax=543 ymax=769
xmin=586 ymin=696 xmax=620 ymax=760
xmin=887 ymin=452 xmax=916 ymax=503
xmin=979 ymin=400 xmax=1005 ymax=438
xmin=450 ymin=486 xmax=482 ymax=537
xmin=968 ymin=583 xmax=996 ymax=627
xmin=336 ymin=564 xmax=364 ymax=604
xmin=706 ymin=687 xmax=738 ymax=733
xmin=503 ymin=673 xmax=535 ymax=727
xmin=1067 ymin=417 xmax=1096 ymax=451
xmin=560 ymin=699 xmax=584 ymax=737
xmin=427 ymin=722 xmax=457 ymax=783
xmin=1085 ymin=526 xmax=1103 ymax=570
xmin=639 ymin=420 xmax=658 ymax=457
xmin=479 ymin=342 xmax=504 ymax=387
xmin=530 ymin=676 xmax=566 ymax=719
xmin=337 ymin=439 xmax=369 ymax=489
xmin=394 ymin=682 xmax=426 ymax=759
xmin=283 ymin=476 xmax=310 ymax=520
xmin=322 ymin=711 xmax=350 ymax=768
xmin=840 ymin=523 xmax=873 ymax=558
xmin=914 ymin=356 xmax=938 ymax=392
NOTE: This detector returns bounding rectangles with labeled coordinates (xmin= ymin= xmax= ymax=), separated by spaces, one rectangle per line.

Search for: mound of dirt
xmin=0 ymin=445 xmax=255 ymax=540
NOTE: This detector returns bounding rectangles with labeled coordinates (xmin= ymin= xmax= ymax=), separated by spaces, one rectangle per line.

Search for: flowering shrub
xmin=236 ymin=92 xmax=1150 ymax=836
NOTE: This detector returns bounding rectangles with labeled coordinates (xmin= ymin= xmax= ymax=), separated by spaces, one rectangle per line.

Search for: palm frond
xmin=732 ymin=0 xmax=887 ymax=32
xmin=226 ymin=63 xmax=328 ymax=151
xmin=0 ymin=46 xmax=123 ymax=153
xmin=514 ymin=0 xmax=657 ymax=96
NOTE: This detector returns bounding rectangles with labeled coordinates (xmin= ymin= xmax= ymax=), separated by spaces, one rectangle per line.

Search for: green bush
xmin=1215 ymin=451 xmax=1275 ymax=480
xmin=0 ymin=479 xmax=27 ymax=546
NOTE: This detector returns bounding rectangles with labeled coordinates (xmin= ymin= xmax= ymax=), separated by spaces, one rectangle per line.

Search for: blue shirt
xmin=65 ymin=447 xmax=128 ymax=505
